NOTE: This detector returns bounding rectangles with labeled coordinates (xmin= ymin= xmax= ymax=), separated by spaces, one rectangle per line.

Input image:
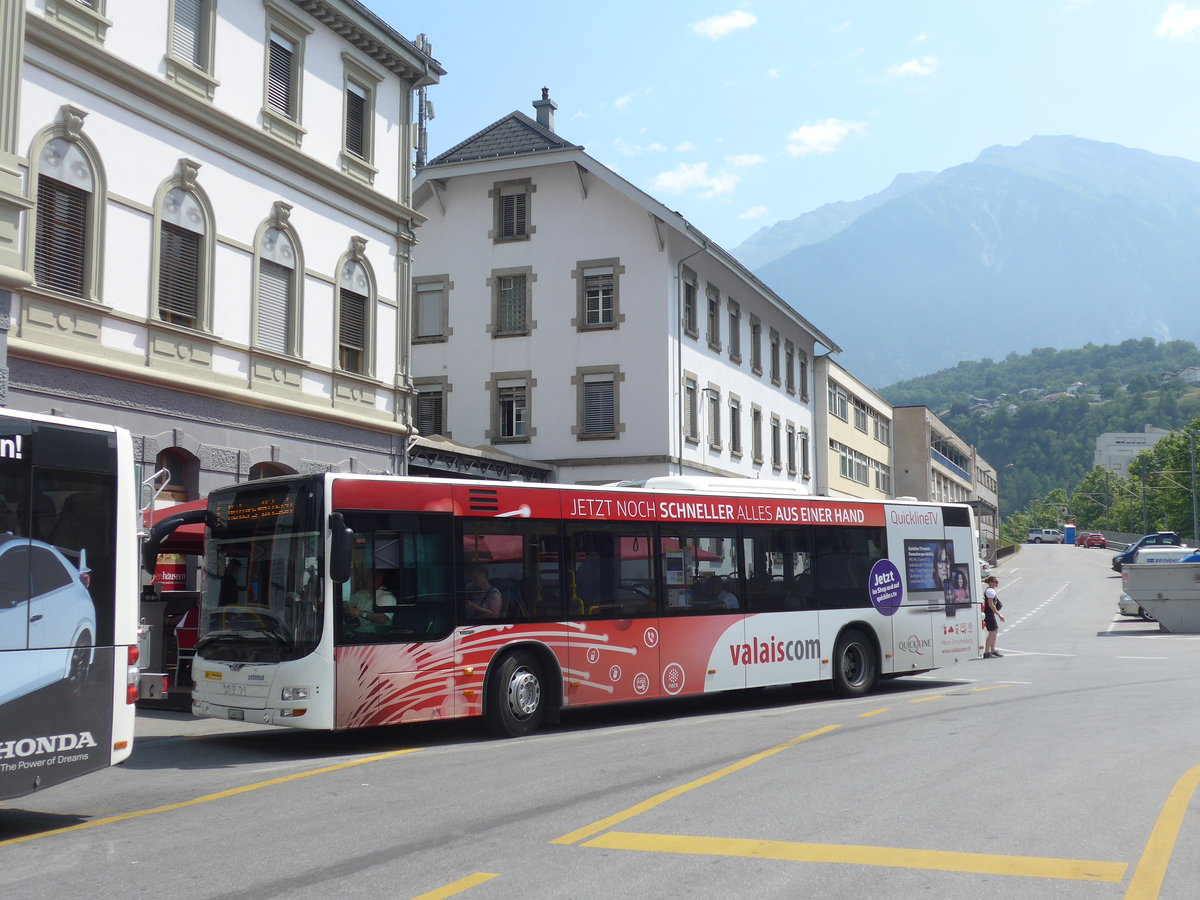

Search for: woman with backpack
xmin=982 ymin=574 xmax=1005 ymax=658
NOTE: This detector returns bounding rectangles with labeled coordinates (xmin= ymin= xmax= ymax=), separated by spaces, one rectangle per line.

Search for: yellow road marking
xmin=970 ymin=685 xmax=1011 ymax=692
xmin=409 ymin=873 xmax=499 ymax=899
xmin=1125 ymin=763 xmax=1200 ymax=898
xmin=585 ymin=831 xmax=1127 ymax=882
xmin=550 ymin=724 xmax=841 ymax=845
xmin=908 ymin=694 xmax=945 ymax=703
xmin=0 ymin=748 xmax=419 ymax=847
xmin=858 ymin=708 xmax=889 ymax=717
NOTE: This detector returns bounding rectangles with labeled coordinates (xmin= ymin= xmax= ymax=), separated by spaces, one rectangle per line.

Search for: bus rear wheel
xmin=486 ymin=650 xmax=546 ymax=737
xmin=832 ymin=629 xmax=877 ymax=698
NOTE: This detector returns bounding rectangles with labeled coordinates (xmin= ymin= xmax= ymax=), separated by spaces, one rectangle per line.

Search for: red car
xmin=1075 ymin=531 xmax=1093 ymax=546
xmin=1083 ymin=532 xmax=1107 ymax=549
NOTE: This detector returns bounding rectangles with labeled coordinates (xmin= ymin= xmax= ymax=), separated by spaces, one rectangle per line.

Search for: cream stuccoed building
xmin=411 ymin=91 xmax=840 ymax=486
xmin=0 ymin=0 xmax=472 ymax=501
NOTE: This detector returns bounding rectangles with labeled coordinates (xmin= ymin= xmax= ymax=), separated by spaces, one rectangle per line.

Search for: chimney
xmin=532 ymin=87 xmax=556 ymax=132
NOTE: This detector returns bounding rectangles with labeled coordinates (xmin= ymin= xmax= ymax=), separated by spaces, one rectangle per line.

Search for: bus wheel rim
xmin=507 ymin=667 xmax=541 ymax=718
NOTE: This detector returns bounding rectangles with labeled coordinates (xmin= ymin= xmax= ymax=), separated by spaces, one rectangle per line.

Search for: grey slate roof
xmin=424 ymin=110 xmax=582 ymax=166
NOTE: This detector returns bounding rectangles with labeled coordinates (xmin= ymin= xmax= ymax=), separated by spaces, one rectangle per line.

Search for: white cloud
xmin=738 ymin=205 xmax=769 ymax=220
xmin=834 ymin=20 xmax=853 ymax=32
xmin=610 ymin=137 xmax=667 ymax=157
xmin=652 ymin=162 xmax=739 ymax=198
xmin=1156 ymin=3 xmax=1200 ymax=39
xmin=767 ymin=67 xmax=783 ymax=79
xmin=726 ymin=153 xmax=766 ymax=167
xmin=785 ymin=118 xmax=866 ymax=157
xmin=692 ymin=10 xmax=757 ymax=40
xmin=912 ymin=31 xmax=930 ymax=42
xmin=886 ymin=55 xmax=940 ymax=78
xmin=676 ymin=140 xmax=695 ymax=152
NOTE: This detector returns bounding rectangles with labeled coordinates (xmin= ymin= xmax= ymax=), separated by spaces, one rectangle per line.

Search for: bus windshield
xmin=196 ymin=478 xmax=322 ymax=663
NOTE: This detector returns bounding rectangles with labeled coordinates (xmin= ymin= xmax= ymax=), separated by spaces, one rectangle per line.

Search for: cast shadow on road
xmin=119 ymin=674 xmax=969 ymax=773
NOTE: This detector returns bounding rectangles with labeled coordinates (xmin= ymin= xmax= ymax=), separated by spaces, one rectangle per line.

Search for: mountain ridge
xmin=737 ymin=136 xmax=1200 ymax=387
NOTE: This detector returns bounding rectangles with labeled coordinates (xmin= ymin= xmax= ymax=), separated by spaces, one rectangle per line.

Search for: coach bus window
xmin=659 ymin=526 xmax=741 ymax=613
xmin=741 ymin=526 xmax=815 ymax=613
xmin=813 ymin=526 xmax=886 ymax=609
xmin=564 ymin=523 xmax=656 ymax=618
xmin=336 ymin=512 xmax=453 ymax=643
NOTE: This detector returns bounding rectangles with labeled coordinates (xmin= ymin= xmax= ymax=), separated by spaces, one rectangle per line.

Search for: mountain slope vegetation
xmin=878 ymin=339 xmax=1200 ymax=517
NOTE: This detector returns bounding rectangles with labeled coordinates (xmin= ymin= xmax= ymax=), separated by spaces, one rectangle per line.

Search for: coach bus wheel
xmin=832 ymin=629 xmax=877 ymax=698
xmin=68 ymin=633 xmax=92 ymax=695
xmin=486 ymin=650 xmax=546 ymax=737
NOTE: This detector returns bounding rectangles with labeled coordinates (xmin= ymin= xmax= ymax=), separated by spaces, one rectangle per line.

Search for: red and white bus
xmin=0 ymin=409 xmax=139 ymax=800
xmin=157 ymin=474 xmax=980 ymax=737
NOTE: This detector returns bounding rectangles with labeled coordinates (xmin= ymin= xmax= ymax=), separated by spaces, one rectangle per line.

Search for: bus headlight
xmin=281 ymin=687 xmax=310 ymax=701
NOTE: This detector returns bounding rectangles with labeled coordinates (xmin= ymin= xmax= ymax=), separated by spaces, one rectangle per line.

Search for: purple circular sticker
xmin=869 ymin=559 xmax=903 ymax=616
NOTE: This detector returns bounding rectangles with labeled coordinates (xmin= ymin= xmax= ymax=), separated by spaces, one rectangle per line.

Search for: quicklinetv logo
xmin=729 ymin=635 xmax=821 ymax=665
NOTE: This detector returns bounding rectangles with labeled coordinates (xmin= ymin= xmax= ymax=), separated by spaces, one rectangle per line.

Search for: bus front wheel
xmin=832 ymin=629 xmax=877 ymax=698
xmin=486 ymin=650 xmax=546 ymax=737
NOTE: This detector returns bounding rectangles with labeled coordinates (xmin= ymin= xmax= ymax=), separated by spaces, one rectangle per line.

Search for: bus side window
xmin=564 ymin=525 xmax=655 ymax=618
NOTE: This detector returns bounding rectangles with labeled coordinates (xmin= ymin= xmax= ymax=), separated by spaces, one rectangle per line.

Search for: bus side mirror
xmin=329 ymin=512 xmax=353 ymax=584
xmin=142 ymin=508 xmax=217 ymax=575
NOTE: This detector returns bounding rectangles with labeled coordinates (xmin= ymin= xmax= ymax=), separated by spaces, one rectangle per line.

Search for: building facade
xmin=410 ymin=91 xmax=839 ymax=485
xmin=1094 ymin=426 xmax=1170 ymax=478
xmin=813 ymin=356 xmax=893 ymax=500
xmin=1 ymin=0 xmax=446 ymax=501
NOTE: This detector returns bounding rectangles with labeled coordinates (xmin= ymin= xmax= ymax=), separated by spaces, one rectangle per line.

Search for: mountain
xmin=732 ymin=171 xmax=935 ymax=270
xmin=749 ymin=137 xmax=1200 ymax=388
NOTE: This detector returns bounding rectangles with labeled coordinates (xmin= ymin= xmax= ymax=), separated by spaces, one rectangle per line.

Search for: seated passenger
xmin=703 ymin=575 xmax=739 ymax=609
xmin=464 ymin=564 xmax=503 ymax=619
xmin=344 ymin=573 xmax=397 ymax=632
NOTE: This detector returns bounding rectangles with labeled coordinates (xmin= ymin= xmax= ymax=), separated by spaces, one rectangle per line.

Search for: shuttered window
xmin=34 ymin=177 xmax=87 ymax=296
xmin=172 ymin=0 xmax=204 ymax=67
xmin=684 ymin=378 xmax=698 ymax=441
xmin=583 ymin=268 xmax=613 ymax=325
xmin=256 ymin=260 xmax=291 ymax=354
xmin=498 ymin=185 xmax=527 ymax=239
xmin=338 ymin=288 xmax=366 ymax=373
xmin=708 ymin=391 xmax=721 ymax=448
xmin=159 ymin=222 xmax=200 ymax=328
xmin=729 ymin=400 xmax=742 ymax=454
xmin=496 ymin=275 xmax=526 ymax=334
xmin=345 ymin=82 xmax=366 ymax=158
xmin=267 ymin=33 xmax=295 ymax=118
xmin=415 ymin=282 xmax=445 ymax=339
xmin=583 ymin=379 xmax=615 ymax=435
xmin=416 ymin=391 xmax=444 ymax=436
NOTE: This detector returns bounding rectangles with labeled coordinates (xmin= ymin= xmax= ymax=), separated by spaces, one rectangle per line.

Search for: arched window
xmin=248 ymin=461 xmax=294 ymax=480
xmin=253 ymin=202 xmax=303 ymax=355
xmin=336 ymin=238 xmax=374 ymax=376
xmin=152 ymin=159 xmax=214 ymax=331
xmin=27 ymin=106 xmax=106 ymax=300
xmin=156 ymin=447 xmax=198 ymax=503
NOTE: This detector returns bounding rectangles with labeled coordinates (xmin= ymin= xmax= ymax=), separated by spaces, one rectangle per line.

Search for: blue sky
xmin=377 ymin=1 xmax=1200 ymax=252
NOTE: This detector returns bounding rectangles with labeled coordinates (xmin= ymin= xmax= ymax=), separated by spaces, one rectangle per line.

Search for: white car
xmin=0 ymin=537 xmax=97 ymax=704
xmin=1118 ymin=591 xmax=1155 ymax=621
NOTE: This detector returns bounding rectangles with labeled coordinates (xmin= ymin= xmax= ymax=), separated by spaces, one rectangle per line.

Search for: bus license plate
xmin=228 ymin=708 xmax=244 ymax=720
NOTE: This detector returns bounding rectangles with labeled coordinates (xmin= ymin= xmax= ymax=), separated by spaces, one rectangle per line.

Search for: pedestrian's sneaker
xmin=991 ymin=651 xmax=1003 ymax=657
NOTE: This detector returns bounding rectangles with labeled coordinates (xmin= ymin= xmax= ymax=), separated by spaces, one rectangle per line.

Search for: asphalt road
xmin=3 ymin=543 xmax=1199 ymax=899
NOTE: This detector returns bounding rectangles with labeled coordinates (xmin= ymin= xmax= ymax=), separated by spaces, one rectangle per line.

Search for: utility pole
xmin=1190 ymin=430 xmax=1198 ymax=545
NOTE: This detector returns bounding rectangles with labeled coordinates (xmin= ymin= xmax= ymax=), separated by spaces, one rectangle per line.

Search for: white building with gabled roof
xmin=410 ymin=90 xmax=840 ymax=485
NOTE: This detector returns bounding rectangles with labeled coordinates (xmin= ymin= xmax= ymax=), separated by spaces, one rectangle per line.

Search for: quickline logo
xmin=729 ymin=636 xmax=821 ymax=666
